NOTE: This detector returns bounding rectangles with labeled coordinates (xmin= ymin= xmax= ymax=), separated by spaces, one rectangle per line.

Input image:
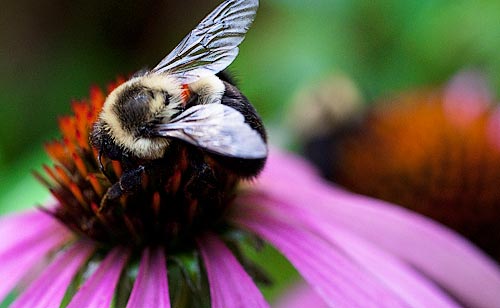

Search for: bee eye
xmin=132 ymin=90 xmax=154 ymax=103
xmin=138 ymin=123 xmax=156 ymax=138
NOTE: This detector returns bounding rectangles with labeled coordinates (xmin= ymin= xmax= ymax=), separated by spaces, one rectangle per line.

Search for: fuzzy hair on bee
xmin=90 ymin=0 xmax=267 ymax=204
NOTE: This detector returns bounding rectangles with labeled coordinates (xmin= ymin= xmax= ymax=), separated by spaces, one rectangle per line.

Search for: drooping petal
xmin=0 ymin=210 xmax=45 ymax=234
xmin=197 ymin=233 xmax=269 ymax=308
xmin=67 ymin=247 xmax=130 ymax=308
xmin=261 ymin=148 xmax=319 ymax=183
xmin=0 ymin=211 xmax=72 ymax=303
xmin=274 ymin=283 xmax=329 ymax=308
xmin=237 ymin=193 xmax=460 ymax=308
xmin=326 ymin=228 xmax=462 ymax=308
xmin=0 ymin=209 xmax=68 ymax=255
xmin=231 ymin=206 xmax=409 ymax=308
xmin=253 ymin=150 xmax=500 ymax=308
xmin=325 ymin=189 xmax=500 ymax=308
xmin=126 ymin=247 xmax=170 ymax=308
xmin=10 ymin=240 xmax=95 ymax=308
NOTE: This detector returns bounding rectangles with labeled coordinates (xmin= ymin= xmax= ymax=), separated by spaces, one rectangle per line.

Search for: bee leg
xmin=184 ymin=162 xmax=220 ymax=215
xmin=100 ymin=165 xmax=146 ymax=209
xmin=187 ymin=163 xmax=216 ymax=194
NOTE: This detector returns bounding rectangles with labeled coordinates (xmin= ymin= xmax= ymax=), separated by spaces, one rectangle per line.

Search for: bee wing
xmin=153 ymin=104 xmax=267 ymax=159
xmin=151 ymin=0 xmax=258 ymax=84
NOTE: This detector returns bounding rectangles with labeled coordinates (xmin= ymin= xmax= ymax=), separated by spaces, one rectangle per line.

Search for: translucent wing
xmin=154 ymin=104 xmax=267 ymax=159
xmin=152 ymin=0 xmax=258 ymax=84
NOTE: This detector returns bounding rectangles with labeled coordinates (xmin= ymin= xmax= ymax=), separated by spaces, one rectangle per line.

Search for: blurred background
xmin=1 ymin=0 xmax=500 ymax=302
xmin=2 ymin=0 xmax=500 ymax=211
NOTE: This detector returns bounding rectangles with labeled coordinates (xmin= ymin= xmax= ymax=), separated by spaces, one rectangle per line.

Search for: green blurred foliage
xmin=242 ymin=242 xmax=299 ymax=301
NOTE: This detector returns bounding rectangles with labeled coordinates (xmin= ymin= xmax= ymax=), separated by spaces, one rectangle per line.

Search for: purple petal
xmin=0 ymin=209 xmax=69 ymax=254
xmin=126 ymin=247 xmax=170 ymax=308
xmin=327 ymin=229 xmax=462 ymax=308
xmin=0 ymin=211 xmax=72 ymax=303
xmin=237 ymin=194 xmax=460 ymax=308
xmin=232 ymin=206 xmax=409 ymax=308
xmin=443 ymin=69 xmax=492 ymax=126
xmin=259 ymin=148 xmax=319 ymax=183
xmin=274 ymin=283 xmax=329 ymax=308
xmin=327 ymin=189 xmax=500 ymax=308
xmin=197 ymin=233 xmax=269 ymax=308
xmin=250 ymin=151 xmax=500 ymax=308
xmin=67 ymin=247 xmax=130 ymax=308
xmin=10 ymin=240 xmax=95 ymax=308
xmin=0 ymin=210 xmax=44 ymax=233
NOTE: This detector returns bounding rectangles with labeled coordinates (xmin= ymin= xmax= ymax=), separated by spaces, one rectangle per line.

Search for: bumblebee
xmin=90 ymin=0 xmax=267 ymax=203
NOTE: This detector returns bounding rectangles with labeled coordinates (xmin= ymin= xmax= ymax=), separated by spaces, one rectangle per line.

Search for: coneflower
xmin=295 ymin=71 xmax=500 ymax=262
xmin=1 ymin=77 xmax=500 ymax=307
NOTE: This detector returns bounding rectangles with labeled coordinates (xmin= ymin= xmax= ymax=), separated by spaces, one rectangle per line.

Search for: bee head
xmin=90 ymin=120 xmax=125 ymax=161
xmin=91 ymin=75 xmax=183 ymax=160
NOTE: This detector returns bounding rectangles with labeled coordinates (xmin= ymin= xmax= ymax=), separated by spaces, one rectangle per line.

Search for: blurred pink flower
xmin=443 ymin=69 xmax=493 ymax=127
xmin=301 ymin=70 xmax=500 ymax=262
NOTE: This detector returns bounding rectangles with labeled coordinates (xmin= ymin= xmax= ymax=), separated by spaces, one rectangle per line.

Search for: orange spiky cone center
xmin=332 ymin=91 xmax=500 ymax=260
xmin=37 ymin=78 xmax=237 ymax=250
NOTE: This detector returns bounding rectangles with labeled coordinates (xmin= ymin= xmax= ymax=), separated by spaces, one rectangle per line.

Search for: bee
xmin=90 ymin=0 xmax=267 ymax=204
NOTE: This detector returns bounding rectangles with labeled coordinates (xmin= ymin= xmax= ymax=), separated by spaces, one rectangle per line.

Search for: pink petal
xmin=10 ymin=240 xmax=95 ymax=308
xmin=197 ymin=233 xmax=269 ymax=308
xmin=443 ymin=69 xmax=492 ymax=126
xmin=126 ymin=247 xmax=170 ymax=308
xmin=0 ymin=210 xmax=45 ymax=233
xmin=0 ymin=209 xmax=69 ymax=254
xmin=252 ymin=152 xmax=500 ymax=308
xmin=0 ymin=211 xmax=72 ymax=303
xmin=239 ymin=148 xmax=319 ymax=193
xmin=231 ymin=206 xmax=409 ymax=308
xmin=67 ymin=247 xmax=130 ymax=308
xmin=274 ymin=282 xmax=329 ymax=308
xmin=264 ymin=148 xmax=319 ymax=179
xmin=327 ymin=229 xmax=461 ymax=308
xmin=316 ymin=187 xmax=500 ymax=308
xmin=238 ymin=194 xmax=460 ymax=308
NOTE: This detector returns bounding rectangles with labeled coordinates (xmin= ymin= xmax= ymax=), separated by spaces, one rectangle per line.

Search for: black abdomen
xmin=213 ymin=79 xmax=267 ymax=178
